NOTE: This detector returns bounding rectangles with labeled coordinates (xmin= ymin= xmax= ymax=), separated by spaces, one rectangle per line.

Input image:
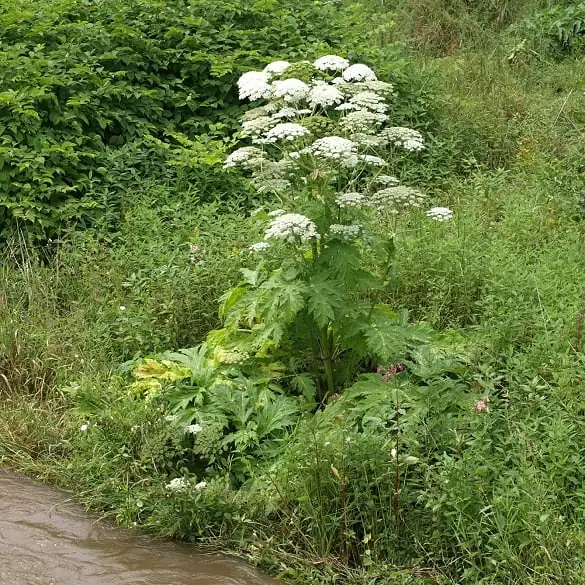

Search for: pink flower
xmin=474 ymin=397 xmax=490 ymax=413
xmin=378 ymin=363 xmax=405 ymax=382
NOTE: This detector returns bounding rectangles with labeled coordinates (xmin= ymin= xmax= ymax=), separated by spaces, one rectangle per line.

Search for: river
xmin=0 ymin=470 xmax=279 ymax=585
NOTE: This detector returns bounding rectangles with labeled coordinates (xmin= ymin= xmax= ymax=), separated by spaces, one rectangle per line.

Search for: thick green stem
xmin=320 ymin=329 xmax=335 ymax=402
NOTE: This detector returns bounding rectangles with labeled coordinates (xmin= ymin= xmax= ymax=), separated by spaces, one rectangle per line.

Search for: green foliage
xmin=0 ymin=0 xmax=405 ymax=237
xmin=5 ymin=3 xmax=585 ymax=585
xmin=518 ymin=2 xmax=585 ymax=56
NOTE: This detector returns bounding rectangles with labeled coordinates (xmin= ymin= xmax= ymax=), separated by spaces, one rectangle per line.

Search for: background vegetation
xmin=2 ymin=1 xmax=585 ymax=584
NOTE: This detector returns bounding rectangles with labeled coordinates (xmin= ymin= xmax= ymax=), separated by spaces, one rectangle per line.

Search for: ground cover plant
xmin=3 ymin=1 xmax=585 ymax=585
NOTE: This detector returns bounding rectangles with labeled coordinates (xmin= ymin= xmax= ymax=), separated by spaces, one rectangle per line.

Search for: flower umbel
xmin=314 ymin=55 xmax=350 ymax=71
xmin=427 ymin=207 xmax=453 ymax=222
xmin=264 ymin=213 xmax=320 ymax=244
xmin=238 ymin=71 xmax=271 ymax=101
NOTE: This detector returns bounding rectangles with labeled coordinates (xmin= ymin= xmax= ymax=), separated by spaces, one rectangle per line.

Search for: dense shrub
xmin=0 ymin=0 xmax=404 ymax=237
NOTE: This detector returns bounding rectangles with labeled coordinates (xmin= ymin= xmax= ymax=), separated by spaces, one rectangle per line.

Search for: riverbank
xmin=3 ymin=2 xmax=585 ymax=584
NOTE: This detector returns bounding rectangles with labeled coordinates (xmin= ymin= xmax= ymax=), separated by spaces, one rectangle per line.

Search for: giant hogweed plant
xmin=211 ymin=56 xmax=453 ymax=403
xmin=124 ymin=56 xmax=454 ymax=481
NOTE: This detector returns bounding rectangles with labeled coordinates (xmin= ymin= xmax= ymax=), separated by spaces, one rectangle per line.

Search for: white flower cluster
xmin=350 ymin=133 xmax=387 ymax=148
xmin=256 ymin=158 xmax=296 ymax=180
xmin=263 ymin=60 xmax=291 ymax=76
xmin=304 ymin=136 xmax=357 ymax=161
xmin=335 ymin=192 xmax=371 ymax=209
xmin=308 ymin=83 xmax=344 ymax=108
xmin=242 ymin=103 xmax=278 ymax=120
xmin=370 ymin=186 xmax=426 ymax=210
xmin=262 ymin=122 xmax=310 ymax=143
xmin=375 ymin=174 xmax=400 ymax=186
xmin=223 ymin=147 xmax=265 ymax=169
xmin=361 ymin=80 xmax=395 ymax=94
xmin=241 ymin=116 xmax=275 ymax=138
xmin=238 ymin=71 xmax=271 ymax=101
xmin=272 ymin=107 xmax=311 ymax=119
xmin=349 ymin=91 xmax=388 ymax=113
xmin=264 ymin=213 xmax=320 ymax=244
xmin=254 ymin=178 xmax=291 ymax=193
xmin=314 ymin=55 xmax=350 ymax=71
xmin=382 ymin=127 xmax=425 ymax=151
xmin=426 ymin=207 xmax=453 ymax=222
xmin=358 ymin=154 xmax=387 ymax=166
xmin=335 ymin=102 xmax=358 ymax=112
xmin=340 ymin=110 xmax=387 ymax=133
xmin=271 ymin=78 xmax=310 ymax=103
xmin=184 ymin=423 xmax=202 ymax=435
xmin=250 ymin=241 xmax=272 ymax=252
xmin=329 ymin=224 xmax=362 ymax=240
xmin=342 ymin=63 xmax=377 ymax=82
xmin=165 ymin=477 xmax=189 ymax=492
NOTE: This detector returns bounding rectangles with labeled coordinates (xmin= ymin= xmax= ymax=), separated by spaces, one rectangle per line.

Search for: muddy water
xmin=0 ymin=471 xmax=278 ymax=585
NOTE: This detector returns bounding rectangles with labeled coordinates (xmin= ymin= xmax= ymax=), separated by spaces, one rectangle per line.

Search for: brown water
xmin=0 ymin=471 xmax=278 ymax=585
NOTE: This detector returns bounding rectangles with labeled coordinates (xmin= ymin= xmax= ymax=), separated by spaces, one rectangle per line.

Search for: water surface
xmin=0 ymin=471 xmax=278 ymax=585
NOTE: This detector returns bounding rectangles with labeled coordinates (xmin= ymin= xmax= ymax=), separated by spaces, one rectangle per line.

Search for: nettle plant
xmin=213 ymin=55 xmax=453 ymax=403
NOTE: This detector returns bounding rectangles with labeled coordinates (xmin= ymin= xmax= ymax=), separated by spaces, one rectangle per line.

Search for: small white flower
xmin=263 ymin=122 xmax=310 ymax=143
xmin=350 ymin=133 xmax=387 ymax=148
xmin=238 ymin=71 xmax=271 ymax=101
xmin=119 ymin=305 xmax=126 ymax=312
xmin=80 ymin=423 xmax=89 ymax=432
xmin=358 ymin=154 xmax=387 ymax=167
xmin=329 ymin=224 xmax=362 ymax=240
xmin=241 ymin=116 xmax=276 ymax=138
xmin=263 ymin=60 xmax=291 ymax=76
xmin=255 ymin=178 xmax=291 ymax=193
xmin=342 ymin=64 xmax=377 ymax=82
xmin=314 ymin=55 xmax=350 ymax=71
xmin=334 ymin=102 xmax=358 ymax=111
xmin=224 ymin=146 xmax=265 ymax=169
xmin=289 ymin=151 xmax=301 ymax=159
xmin=426 ymin=207 xmax=453 ymax=222
xmin=165 ymin=414 xmax=178 ymax=422
xmin=335 ymin=192 xmax=371 ymax=209
xmin=271 ymin=78 xmax=310 ymax=103
xmin=375 ymin=175 xmax=400 ymax=186
xmin=305 ymin=136 xmax=357 ymax=162
xmin=165 ymin=477 xmax=189 ymax=492
xmin=250 ymin=242 xmax=272 ymax=252
xmin=340 ymin=110 xmax=388 ymax=133
xmin=371 ymin=186 xmax=426 ymax=210
xmin=265 ymin=213 xmax=320 ymax=244
xmin=361 ymin=80 xmax=395 ymax=95
xmin=382 ymin=127 xmax=425 ymax=151
xmin=268 ymin=209 xmax=286 ymax=217
xmin=349 ymin=91 xmax=388 ymax=113
xmin=391 ymin=448 xmax=397 ymax=458
xmin=194 ymin=481 xmax=207 ymax=491
xmin=271 ymin=107 xmax=312 ymax=119
xmin=184 ymin=423 xmax=203 ymax=435
xmin=308 ymin=83 xmax=344 ymax=108
xmin=242 ymin=103 xmax=278 ymax=121
xmin=272 ymin=107 xmax=298 ymax=119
